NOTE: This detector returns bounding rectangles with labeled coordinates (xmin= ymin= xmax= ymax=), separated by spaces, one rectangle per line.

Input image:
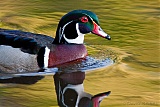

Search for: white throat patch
xmin=61 ymin=84 xmax=92 ymax=107
xmin=63 ymin=23 xmax=84 ymax=44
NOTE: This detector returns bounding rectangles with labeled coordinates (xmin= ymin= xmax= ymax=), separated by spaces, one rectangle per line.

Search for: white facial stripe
xmin=82 ymin=13 xmax=94 ymax=21
xmin=58 ymin=27 xmax=62 ymax=43
xmin=59 ymin=20 xmax=73 ymax=43
xmin=63 ymin=23 xmax=84 ymax=44
xmin=44 ymin=47 xmax=50 ymax=68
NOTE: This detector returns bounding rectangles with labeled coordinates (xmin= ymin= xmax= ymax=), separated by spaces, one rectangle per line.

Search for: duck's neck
xmin=53 ymin=21 xmax=84 ymax=44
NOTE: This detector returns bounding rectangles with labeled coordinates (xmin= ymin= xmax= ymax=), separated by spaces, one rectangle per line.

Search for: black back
xmin=0 ymin=28 xmax=54 ymax=54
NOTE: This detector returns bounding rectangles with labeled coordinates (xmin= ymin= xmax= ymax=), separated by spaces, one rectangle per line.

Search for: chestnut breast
xmin=48 ymin=44 xmax=87 ymax=68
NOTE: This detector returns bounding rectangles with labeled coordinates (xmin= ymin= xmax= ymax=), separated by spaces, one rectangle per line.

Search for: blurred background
xmin=0 ymin=0 xmax=159 ymax=107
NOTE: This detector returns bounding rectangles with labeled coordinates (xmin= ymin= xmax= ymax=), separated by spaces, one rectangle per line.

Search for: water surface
xmin=0 ymin=0 xmax=159 ymax=107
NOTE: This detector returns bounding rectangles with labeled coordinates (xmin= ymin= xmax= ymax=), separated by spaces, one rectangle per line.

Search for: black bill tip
xmin=106 ymin=35 xmax=111 ymax=40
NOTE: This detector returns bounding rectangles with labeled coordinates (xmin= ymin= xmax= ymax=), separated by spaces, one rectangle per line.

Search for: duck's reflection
xmin=0 ymin=56 xmax=112 ymax=107
xmin=0 ymin=70 xmax=111 ymax=107
xmin=54 ymin=71 xmax=111 ymax=107
xmin=0 ymin=75 xmax=44 ymax=84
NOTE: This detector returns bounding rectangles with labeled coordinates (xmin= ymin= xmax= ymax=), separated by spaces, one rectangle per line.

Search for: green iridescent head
xmin=53 ymin=10 xmax=111 ymax=44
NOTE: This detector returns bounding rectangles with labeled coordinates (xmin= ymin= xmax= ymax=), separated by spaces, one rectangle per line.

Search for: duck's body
xmin=0 ymin=29 xmax=53 ymax=73
xmin=0 ymin=29 xmax=87 ymax=73
xmin=0 ymin=10 xmax=111 ymax=73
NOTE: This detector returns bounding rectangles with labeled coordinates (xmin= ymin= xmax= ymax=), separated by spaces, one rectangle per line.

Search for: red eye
xmin=80 ymin=16 xmax=88 ymax=23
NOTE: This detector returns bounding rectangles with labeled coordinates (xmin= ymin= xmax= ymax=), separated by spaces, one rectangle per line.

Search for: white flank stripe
xmin=44 ymin=47 xmax=50 ymax=68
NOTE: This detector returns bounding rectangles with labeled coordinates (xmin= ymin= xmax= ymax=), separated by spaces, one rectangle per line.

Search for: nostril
xmin=99 ymin=27 xmax=103 ymax=31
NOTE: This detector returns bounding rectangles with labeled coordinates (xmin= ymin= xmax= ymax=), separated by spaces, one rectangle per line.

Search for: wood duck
xmin=54 ymin=71 xmax=111 ymax=107
xmin=0 ymin=10 xmax=111 ymax=73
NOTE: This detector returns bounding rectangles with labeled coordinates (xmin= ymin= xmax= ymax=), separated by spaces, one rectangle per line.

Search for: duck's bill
xmin=92 ymin=22 xmax=111 ymax=40
xmin=92 ymin=91 xmax=111 ymax=107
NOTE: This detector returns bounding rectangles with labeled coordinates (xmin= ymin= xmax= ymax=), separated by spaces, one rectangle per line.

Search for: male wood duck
xmin=0 ymin=10 xmax=111 ymax=73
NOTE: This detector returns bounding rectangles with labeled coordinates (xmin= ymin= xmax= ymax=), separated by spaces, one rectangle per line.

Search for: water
xmin=0 ymin=0 xmax=159 ymax=107
xmin=0 ymin=56 xmax=113 ymax=107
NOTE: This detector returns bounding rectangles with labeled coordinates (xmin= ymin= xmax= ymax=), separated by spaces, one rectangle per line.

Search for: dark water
xmin=0 ymin=0 xmax=159 ymax=107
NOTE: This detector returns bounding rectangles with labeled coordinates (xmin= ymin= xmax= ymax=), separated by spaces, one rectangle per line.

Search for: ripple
xmin=0 ymin=56 xmax=114 ymax=79
xmin=54 ymin=56 xmax=114 ymax=73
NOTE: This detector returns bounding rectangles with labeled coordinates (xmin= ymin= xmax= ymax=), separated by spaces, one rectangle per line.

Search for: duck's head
xmin=53 ymin=10 xmax=111 ymax=44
